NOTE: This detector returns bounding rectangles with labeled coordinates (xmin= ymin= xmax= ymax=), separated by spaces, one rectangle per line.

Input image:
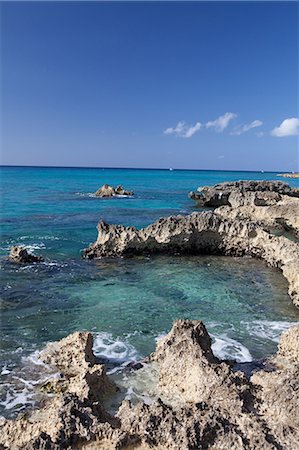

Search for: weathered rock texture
xmin=83 ymin=211 xmax=299 ymax=308
xmin=9 ymin=245 xmax=44 ymax=263
xmin=40 ymin=331 xmax=118 ymax=402
xmin=1 ymin=321 xmax=299 ymax=449
xmin=188 ymin=180 xmax=299 ymax=207
xmin=188 ymin=180 xmax=299 ymax=236
xmin=216 ymin=194 xmax=299 ymax=236
xmin=94 ymin=184 xmax=134 ymax=197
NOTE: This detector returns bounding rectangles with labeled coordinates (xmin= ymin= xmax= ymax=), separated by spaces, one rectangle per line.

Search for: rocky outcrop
xmin=251 ymin=325 xmax=299 ymax=450
xmin=83 ymin=211 xmax=299 ymax=308
xmin=1 ymin=320 xmax=299 ymax=449
xmin=94 ymin=184 xmax=134 ymax=197
xmin=9 ymin=245 xmax=44 ymax=263
xmin=150 ymin=320 xmax=252 ymax=410
xmin=40 ymin=331 xmax=118 ymax=402
xmin=189 ymin=180 xmax=299 ymax=207
xmin=275 ymin=324 xmax=299 ymax=366
xmin=215 ymin=194 xmax=299 ymax=236
xmin=278 ymin=173 xmax=299 ymax=179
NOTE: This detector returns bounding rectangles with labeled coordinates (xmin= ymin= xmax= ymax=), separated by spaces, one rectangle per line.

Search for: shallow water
xmin=1 ymin=167 xmax=299 ymax=417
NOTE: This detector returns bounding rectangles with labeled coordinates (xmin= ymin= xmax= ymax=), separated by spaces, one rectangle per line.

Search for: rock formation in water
xmin=9 ymin=245 xmax=44 ymax=263
xmin=94 ymin=184 xmax=134 ymax=197
xmin=188 ymin=180 xmax=299 ymax=236
xmin=40 ymin=331 xmax=118 ymax=402
xmin=83 ymin=211 xmax=299 ymax=308
xmin=188 ymin=180 xmax=299 ymax=207
xmin=1 ymin=320 xmax=299 ymax=449
xmin=216 ymin=194 xmax=299 ymax=237
xmin=278 ymin=173 xmax=299 ymax=179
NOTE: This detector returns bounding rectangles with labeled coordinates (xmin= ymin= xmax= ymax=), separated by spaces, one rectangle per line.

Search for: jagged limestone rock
xmin=94 ymin=184 xmax=134 ymax=197
xmin=1 ymin=321 xmax=299 ymax=449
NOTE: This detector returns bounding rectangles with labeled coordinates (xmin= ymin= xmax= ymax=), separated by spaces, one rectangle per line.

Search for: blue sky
xmin=1 ymin=1 xmax=298 ymax=171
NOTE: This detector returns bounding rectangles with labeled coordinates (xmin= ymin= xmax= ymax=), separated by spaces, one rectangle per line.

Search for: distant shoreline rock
xmin=9 ymin=245 xmax=44 ymax=264
xmin=188 ymin=180 xmax=299 ymax=237
xmin=277 ymin=173 xmax=299 ymax=179
xmin=188 ymin=180 xmax=299 ymax=207
xmin=94 ymin=184 xmax=134 ymax=197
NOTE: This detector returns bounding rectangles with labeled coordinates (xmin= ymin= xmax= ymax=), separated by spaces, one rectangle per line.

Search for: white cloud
xmin=271 ymin=118 xmax=299 ymax=137
xmin=230 ymin=119 xmax=263 ymax=136
xmin=164 ymin=121 xmax=202 ymax=138
xmin=206 ymin=112 xmax=237 ymax=132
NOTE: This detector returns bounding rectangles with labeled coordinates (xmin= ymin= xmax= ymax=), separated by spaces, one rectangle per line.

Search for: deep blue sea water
xmin=1 ymin=166 xmax=299 ymax=417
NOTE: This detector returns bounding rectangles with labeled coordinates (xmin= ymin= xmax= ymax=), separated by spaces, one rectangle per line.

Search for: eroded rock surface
xmin=1 ymin=321 xmax=299 ymax=449
xmin=9 ymin=245 xmax=44 ymax=263
xmin=216 ymin=195 xmax=299 ymax=236
xmin=188 ymin=180 xmax=299 ymax=207
xmin=94 ymin=184 xmax=134 ymax=197
xmin=40 ymin=331 xmax=118 ymax=402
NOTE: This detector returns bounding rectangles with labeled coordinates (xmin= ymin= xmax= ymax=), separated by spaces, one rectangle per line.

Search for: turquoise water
xmin=1 ymin=167 xmax=299 ymax=417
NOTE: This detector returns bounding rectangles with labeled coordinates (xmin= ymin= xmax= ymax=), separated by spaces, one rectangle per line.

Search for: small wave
xmin=24 ymin=243 xmax=46 ymax=252
xmin=1 ymin=366 xmax=10 ymax=376
xmin=19 ymin=236 xmax=58 ymax=241
xmin=75 ymin=192 xmax=133 ymax=199
xmin=211 ymin=334 xmax=252 ymax=362
xmin=93 ymin=332 xmax=140 ymax=373
xmin=242 ymin=320 xmax=298 ymax=343
xmin=0 ymin=351 xmax=58 ymax=416
xmin=75 ymin=192 xmax=97 ymax=198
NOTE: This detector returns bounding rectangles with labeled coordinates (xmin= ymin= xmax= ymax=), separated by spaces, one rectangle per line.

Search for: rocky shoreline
xmin=0 ymin=320 xmax=298 ymax=449
xmin=2 ymin=180 xmax=299 ymax=449
xmin=83 ymin=181 xmax=299 ymax=309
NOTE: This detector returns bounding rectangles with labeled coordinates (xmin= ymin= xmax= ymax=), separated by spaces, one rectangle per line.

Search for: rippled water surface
xmin=1 ymin=167 xmax=299 ymax=417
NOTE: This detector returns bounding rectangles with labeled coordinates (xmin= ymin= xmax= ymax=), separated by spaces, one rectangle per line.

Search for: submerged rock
xmin=9 ymin=245 xmax=44 ymax=263
xmin=1 ymin=320 xmax=299 ymax=449
xmin=94 ymin=184 xmax=134 ymax=197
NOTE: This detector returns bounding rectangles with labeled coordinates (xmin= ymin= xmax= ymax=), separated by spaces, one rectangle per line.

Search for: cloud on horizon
xmin=271 ymin=118 xmax=299 ymax=137
xmin=206 ymin=112 xmax=237 ymax=132
xmin=230 ymin=119 xmax=263 ymax=136
xmin=164 ymin=121 xmax=202 ymax=138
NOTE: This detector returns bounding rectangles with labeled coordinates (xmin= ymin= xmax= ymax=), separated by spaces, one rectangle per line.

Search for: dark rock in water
xmin=114 ymin=184 xmax=134 ymax=196
xmin=94 ymin=184 xmax=134 ymax=197
xmin=9 ymin=246 xmax=44 ymax=264
xmin=189 ymin=180 xmax=299 ymax=207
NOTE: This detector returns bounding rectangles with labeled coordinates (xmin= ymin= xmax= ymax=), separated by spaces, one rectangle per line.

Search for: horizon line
xmin=0 ymin=164 xmax=295 ymax=173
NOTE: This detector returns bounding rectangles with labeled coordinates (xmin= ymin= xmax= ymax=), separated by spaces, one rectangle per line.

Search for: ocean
xmin=1 ymin=166 xmax=299 ymax=417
